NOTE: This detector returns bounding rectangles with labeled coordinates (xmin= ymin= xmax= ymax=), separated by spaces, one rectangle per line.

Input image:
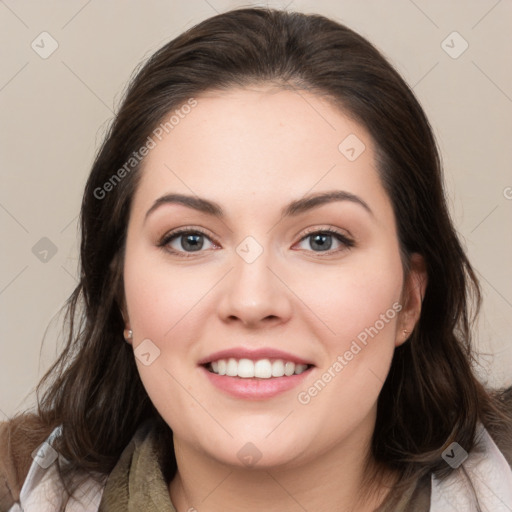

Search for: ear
xmin=395 ymin=252 xmax=428 ymax=347
xmin=110 ymin=251 xmax=130 ymax=329
xmin=118 ymin=294 xmax=129 ymax=326
xmin=118 ymin=298 xmax=133 ymax=345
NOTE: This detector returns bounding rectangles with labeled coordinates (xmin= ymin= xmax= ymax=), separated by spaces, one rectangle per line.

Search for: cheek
xmin=294 ymin=249 xmax=403 ymax=351
xmin=122 ymin=246 xmax=211 ymax=424
xmin=123 ymin=245 xmax=209 ymax=341
xmin=293 ymin=259 xmax=402 ymax=433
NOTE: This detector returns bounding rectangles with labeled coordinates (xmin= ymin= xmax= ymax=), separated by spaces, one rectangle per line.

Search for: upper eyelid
xmin=160 ymin=226 xmax=217 ymax=243
xmin=300 ymin=225 xmax=353 ymax=240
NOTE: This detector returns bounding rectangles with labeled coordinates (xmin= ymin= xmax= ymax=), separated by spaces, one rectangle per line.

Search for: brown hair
xmin=8 ymin=6 xmax=512 ymax=509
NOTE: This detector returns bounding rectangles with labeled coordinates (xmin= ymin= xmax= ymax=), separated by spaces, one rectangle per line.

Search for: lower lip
xmin=200 ymin=365 xmax=313 ymax=400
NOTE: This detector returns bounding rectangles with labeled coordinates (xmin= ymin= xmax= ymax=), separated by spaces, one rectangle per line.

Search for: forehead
xmin=132 ymin=86 xmax=388 ymax=221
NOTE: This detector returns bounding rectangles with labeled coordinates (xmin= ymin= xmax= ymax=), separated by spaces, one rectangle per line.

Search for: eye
xmin=295 ymin=228 xmax=355 ymax=255
xmin=158 ymin=227 xmax=217 ymax=257
xmin=158 ymin=226 xmax=355 ymax=258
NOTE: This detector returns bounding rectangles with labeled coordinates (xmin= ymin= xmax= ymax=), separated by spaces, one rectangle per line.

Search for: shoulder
xmin=1 ymin=418 xmax=106 ymax=512
xmin=490 ymin=385 xmax=512 ymax=468
xmin=431 ymin=423 xmax=512 ymax=510
xmin=0 ymin=413 xmax=53 ymax=512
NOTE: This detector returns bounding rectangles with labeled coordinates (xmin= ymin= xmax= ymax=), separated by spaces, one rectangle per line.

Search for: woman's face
xmin=123 ymin=86 xmax=421 ymax=470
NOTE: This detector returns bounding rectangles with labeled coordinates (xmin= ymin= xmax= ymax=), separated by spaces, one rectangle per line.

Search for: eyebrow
xmin=144 ymin=190 xmax=374 ymax=223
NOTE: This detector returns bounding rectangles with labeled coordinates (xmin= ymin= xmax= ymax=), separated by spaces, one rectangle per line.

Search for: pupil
xmin=183 ymin=234 xmax=203 ymax=251
xmin=311 ymin=233 xmax=332 ymax=251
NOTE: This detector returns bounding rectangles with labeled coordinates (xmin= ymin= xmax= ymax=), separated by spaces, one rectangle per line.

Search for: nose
xmin=216 ymin=244 xmax=293 ymax=329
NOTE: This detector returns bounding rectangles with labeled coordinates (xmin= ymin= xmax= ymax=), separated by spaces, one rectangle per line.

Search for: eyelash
xmin=158 ymin=225 xmax=355 ymax=259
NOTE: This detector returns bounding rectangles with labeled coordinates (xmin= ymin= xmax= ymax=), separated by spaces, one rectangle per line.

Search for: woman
xmin=1 ymin=7 xmax=511 ymax=512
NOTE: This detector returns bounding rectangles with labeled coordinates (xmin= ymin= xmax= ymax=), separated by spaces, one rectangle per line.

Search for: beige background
xmin=1 ymin=0 xmax=511 ymax=419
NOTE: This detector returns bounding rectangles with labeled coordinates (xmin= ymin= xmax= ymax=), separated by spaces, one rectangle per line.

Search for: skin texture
xmin=122 ymin=86 xmax=427 ymax=512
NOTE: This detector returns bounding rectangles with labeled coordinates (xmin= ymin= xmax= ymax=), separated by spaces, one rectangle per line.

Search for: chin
xmin=201 ymin=434 xmax=310 ymax=470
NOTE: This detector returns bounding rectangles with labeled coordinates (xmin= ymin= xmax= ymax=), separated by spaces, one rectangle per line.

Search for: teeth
xmin=226 ymin=358 xmax=238 ymax=377
xmin=284 ymin=361 xmax=295 ymax=376
xmin=271 ymin=360 xmax=284 ymax=377
xmin=238 ymin=358 xmax=255 ymax=378
xmin=207 ymin=358 xmax=310 ymax=378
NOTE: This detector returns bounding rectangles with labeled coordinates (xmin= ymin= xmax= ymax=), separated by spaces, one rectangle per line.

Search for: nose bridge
xmin=235 ymin=236 xmax=273 ymax=292
xmin=217 ymin=234 xmax=292 ymax=325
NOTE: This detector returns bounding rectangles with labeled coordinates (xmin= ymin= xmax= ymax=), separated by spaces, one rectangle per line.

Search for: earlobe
xmin=119 ymin=299 xmax=133 ymax=344
xmin=123 ymin=328 xmax=133 ymax=344
xmin=396 ymin=253 xmax=428 ymax=347
xmin=120 ymin=306 xmax=132 ymax=345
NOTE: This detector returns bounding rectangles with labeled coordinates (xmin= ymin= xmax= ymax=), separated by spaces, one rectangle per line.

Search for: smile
xmin=200 ymin=360 xmax=315 ymax=400
xmin=206 ymin=358 xmax=311 ymax=378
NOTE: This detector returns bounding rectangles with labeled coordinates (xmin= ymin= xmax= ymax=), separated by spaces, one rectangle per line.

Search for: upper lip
xmin=198 ymin=347 xmax=315 ymax=366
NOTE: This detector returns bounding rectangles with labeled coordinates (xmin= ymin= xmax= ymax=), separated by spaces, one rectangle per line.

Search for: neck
xmin=168 ymin=421 xmax=397 ymax=512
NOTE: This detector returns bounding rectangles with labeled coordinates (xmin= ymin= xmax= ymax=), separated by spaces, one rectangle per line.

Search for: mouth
xmin=198 ymin=349 xmax=315 ymax=400
xmin=202 ymin=358 xmax=314 ymax=379
xmin=197 ymin=347 xmax=315 ymax=399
